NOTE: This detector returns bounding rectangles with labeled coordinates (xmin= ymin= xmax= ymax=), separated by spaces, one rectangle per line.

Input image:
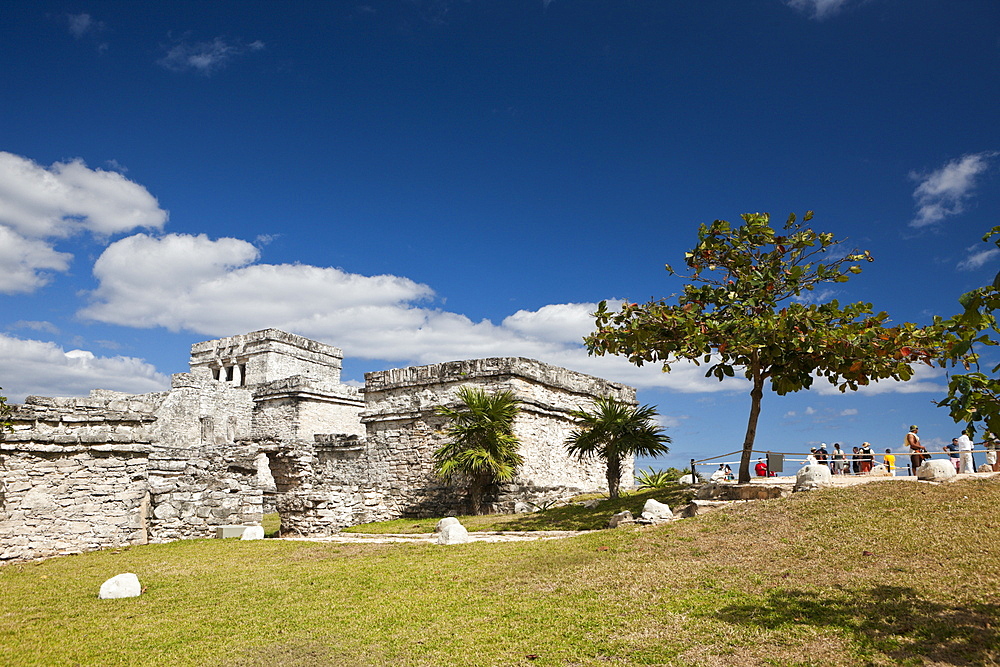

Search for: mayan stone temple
xmin=0 ymin=329 xmax=636 ymax=562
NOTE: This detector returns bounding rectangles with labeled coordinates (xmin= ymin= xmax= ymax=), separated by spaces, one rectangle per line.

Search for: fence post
xmin=690 ymin=458 xmax=696 ymax=484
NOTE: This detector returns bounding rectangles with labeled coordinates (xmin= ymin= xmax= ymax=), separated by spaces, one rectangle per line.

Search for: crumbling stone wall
xmin=358 ymin=357 xmax=636 ymax=517
xmin=190 ymin=328 xmax=344 ymax=385
xmin=252 ymin=377 xmax=364 ymax=442
xmin=1 ymin=375 xmax=263 ymax=562
xmin=1 ymin=330 xmax=640 ymax=559
xmin=262 ymin=435 xmax=396 ymax=535
xmin=0 ymin=397 xmax=155 ymax=561
xmin=146 ymin=444 xmax=263 ymax=542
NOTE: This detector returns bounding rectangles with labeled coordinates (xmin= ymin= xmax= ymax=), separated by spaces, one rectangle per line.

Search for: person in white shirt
xmin=957 ymin=431 xmax=975 ymax=473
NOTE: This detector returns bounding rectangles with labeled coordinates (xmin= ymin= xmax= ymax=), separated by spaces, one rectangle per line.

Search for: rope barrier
xmin=693 ymin=448 xmax=997 ymax=463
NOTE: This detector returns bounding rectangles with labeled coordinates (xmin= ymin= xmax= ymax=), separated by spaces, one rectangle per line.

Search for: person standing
xmin=957 ymin=431 xmax=975 ymax=473
xmin=832 ymin=443 xmax=847 ymax=475
xmin=987 ymin=438 xmax=999 ymax=472
xmin=815 ymin=443 xmax=829 ymax=469
xmin=851 ymin=446 xmax=861 ymax=474
xmin=943 ymin=438 xmax=961 ymax=472
xmin=883 ymin=448 xmax=896 ymax=476
xmin=859 ymin=442 xmax=875 ymax=474
xmin=906 ymin=425 xmax=926 ymax=475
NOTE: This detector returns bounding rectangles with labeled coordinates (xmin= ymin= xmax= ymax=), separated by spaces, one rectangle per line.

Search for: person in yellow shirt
xmin=883 ymin=448 xmax=896 ymax=476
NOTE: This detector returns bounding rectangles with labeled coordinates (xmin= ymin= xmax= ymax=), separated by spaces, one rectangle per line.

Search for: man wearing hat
xmin=906 ymin=425 xmax=927 ymax=475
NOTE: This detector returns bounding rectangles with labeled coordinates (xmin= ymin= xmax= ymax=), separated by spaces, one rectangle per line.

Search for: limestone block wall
xmin=146 ymin=444 xmax=263 ymax=542
xmin=152 ymin=373 xmax=254 ymax=449
xmin=263 ymin=436 xmax=396 ymax=534
xmin=359 ymin=357 xmax=637 ymax=517
xmin=0 ymin=397 xmax=156 ymax=562
xmin=0 ymin=447 xmax=150 ymax=562
xmin=1 ymin=380 xmax=264 ymax=561
xmin=252 ymin=377 xmax=365 ymax=443
xmin=189 ymin=329 xmax=344 ymax=385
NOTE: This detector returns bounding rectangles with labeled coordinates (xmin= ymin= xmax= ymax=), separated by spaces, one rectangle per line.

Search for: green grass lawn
xmin=3 ymin=479 xmax=999 ymax=666
xmin=341 ymin=486 xmax=696 ymax=533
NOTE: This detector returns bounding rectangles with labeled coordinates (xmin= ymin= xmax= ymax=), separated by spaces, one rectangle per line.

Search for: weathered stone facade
xmin=1 ymin=329 xmax=635 ymax=561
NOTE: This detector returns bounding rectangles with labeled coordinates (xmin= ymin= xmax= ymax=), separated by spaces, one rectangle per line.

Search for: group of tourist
xmin=710 ymin=424 xmax=1000 ymax=479
xmin=805 ymin=425 xmax=1000 ymax=476
xmin=805 ymin=442 xmax=884 ymax=474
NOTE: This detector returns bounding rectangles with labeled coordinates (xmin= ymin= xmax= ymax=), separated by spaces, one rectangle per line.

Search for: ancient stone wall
xmin=0 ymin=396 xmax=155 ymax=561
xmin=146 ymin=444 xmax=263 ymax=543
xmin=190 ymin=328 xmax=344 ymax=385
xmin=357 ymin=357 xmax=636 ymax=517
xmin=1 ymin=378 xmax=264 ymax=562
xmin=251 ymin=377 xmax=365 ymax=442
xmin=1 ymin=331 xmax=638 ymax=560
xmin=261 ymin=435 xmax=396 ymax=535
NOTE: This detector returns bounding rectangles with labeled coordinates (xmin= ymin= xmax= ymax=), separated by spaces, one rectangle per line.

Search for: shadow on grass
xmin=495 ymin=486 xmax=696 ymax=531
xmin=714 ymin=585 xmax=1000 ymax=665
xmin=343 ymin=486 xmax=696 ymax=533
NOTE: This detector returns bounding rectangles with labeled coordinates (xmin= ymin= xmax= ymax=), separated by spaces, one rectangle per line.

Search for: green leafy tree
xmin=433 ymin=386 xmax=523 ymax=515
xmin=937 ymin=226 xmax=1000 ymax=436
xmin=585 ymin=212 xmax=941 ymax=483
xmin=564 ymin=396 xmax=671 ymax=499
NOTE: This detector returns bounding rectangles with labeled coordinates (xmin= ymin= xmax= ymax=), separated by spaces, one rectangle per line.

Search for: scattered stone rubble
xmin=1 ymin=329 xmax=634 ymax=562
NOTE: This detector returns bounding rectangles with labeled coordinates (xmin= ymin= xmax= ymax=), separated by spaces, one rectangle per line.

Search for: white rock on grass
xmin=240 ymin=526 xmax=264 ymax=540
xmin=795 ymin=464 xmax=832 ymax=491
xmin=99 ymin=573 xmax=142 ymax=599
xmin=607 ymin=510 xmax=634 ymax=529
xmin=640 ymin=499 xmax=673 ymax=521
xmin=436 ymin=522 xmax=471 ymax=545
xmin=917 ymin=459 xmax=957 ymax=481
xmin=678 ymin=474 xmax=696 ymax=485
xmin=435 ymin=517 xmax=461 ymax=533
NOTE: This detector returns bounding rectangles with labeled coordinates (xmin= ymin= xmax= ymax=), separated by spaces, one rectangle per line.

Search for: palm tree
xmin=433 ymin=386 xmax=523 ymax=515
xmin=564 ymin=396 xmax=671 ymax=499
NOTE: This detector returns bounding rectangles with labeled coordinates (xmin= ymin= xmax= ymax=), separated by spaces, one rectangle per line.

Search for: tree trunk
xmin=607 ymin=455 xmax=621 ymax=499
xmin=469 ymin=478 xmax=484 ymax=515
xmin=737 ymin=373 xmax=766 ymax=484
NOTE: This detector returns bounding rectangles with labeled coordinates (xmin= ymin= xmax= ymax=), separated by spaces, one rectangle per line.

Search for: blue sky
xmin=2 ymin=0 xmax=998 ymax=472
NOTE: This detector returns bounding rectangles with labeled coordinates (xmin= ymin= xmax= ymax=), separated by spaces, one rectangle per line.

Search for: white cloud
xmin=653 ymin=414 xmax=686 ymax=429
xmin=814 ymin=362 xmax=946 ymax=395
xmin=0 ymin=334 xmax=169 ymax=403
xmin=957 ymin=247 xmax=1000 ymax=272
xmin=0 ymin=152 xmax=167 ymax=239
xmin=840 ymin=408 xmax=858 ymax=416
xmin=77 ymin=233 xmax=741 ymax=393
xmin=158 ymin=37 xmax=265 ymax=75
xmin=910 ymin=152 xmax=996 ymax=228
xmin=0 ymin=226 xmax=72 ymax=293
xmin=76 ymin=231 xmax=954 ymax=398
xmin=785 ymin=0 xmax=853 ymax=20
xmin=805 ymin=406 xmax=817 ymax=415
xmin=8 ymin=320 xmax=60 ymax=335
xmin=0 ymin=152 xmax=168 ymax=295
xmin=502 ymin=302 xmax=615 ymax=344
xmin=792 ymin=288 xmax=837 ymax=304
xmin=66 ymin=13 xmax=104 ymax=38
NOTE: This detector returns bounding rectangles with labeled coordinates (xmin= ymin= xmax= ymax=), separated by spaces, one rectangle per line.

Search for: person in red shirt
xmin=754 ymin=458 xmax=768 ymax=477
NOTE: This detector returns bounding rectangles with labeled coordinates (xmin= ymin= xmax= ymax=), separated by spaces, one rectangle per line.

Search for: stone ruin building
xmin=0 ymin=329 xmax=636 ymax=562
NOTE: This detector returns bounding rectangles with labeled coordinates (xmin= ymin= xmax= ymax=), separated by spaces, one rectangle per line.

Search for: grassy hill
xmin=2 ymin=479 xmax=999 ymax=666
